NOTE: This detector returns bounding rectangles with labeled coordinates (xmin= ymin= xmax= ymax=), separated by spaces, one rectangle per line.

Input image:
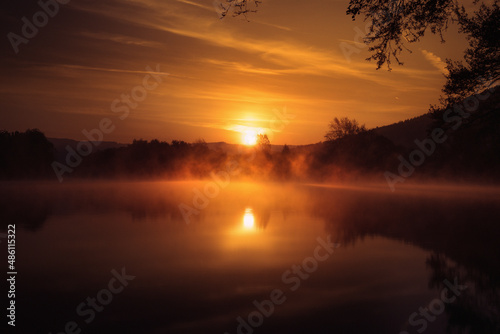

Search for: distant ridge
xmin=49 ymin=138 xmax=299 ymax=155
xmin=48 ymin=113 xmax=434 ymax=155
xmin=373 ymin=114 xmax=433 ymax=149
xmin=48 ymin=138 xmax=126 ymax=162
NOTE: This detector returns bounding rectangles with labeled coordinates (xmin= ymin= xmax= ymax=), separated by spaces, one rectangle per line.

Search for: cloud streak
xmin=0 ymin=0 xmax=456 ymax=144
xmin=421 ymin=49 xmax=448 ymax=75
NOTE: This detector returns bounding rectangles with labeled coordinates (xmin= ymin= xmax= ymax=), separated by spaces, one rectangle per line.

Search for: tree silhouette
xmin=215 ymin=0 xmax=261 ymax=19
xmin=0 ymin=129 xmax=54 ymax=178
xmin=346 ymin=0 xmax=499 ymax=104
xmin=441 ymin=2 xmax=500 ymax=105
xmin=281 ymin=144 xmax=290 ymax=155
xmin=324 ymin=117 xmax=366 ymax=141
xmin=256 ymin=133 xmax=271 ymax=153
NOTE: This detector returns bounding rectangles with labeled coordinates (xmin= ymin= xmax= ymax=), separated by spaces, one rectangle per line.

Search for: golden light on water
xmin=242 ymin=208 xmax=255 ymax=229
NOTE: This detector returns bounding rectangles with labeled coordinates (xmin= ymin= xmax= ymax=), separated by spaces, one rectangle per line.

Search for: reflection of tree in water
xmin=3 ymin=182 xmax=499 ymax=332
xmin=0 ymin=183 xmax=190 ymax=231
xmin=426 ymin=252 xmax=500 ymax=333
xmin=254 ymin=208 xmax=271 ymax=230
xmin=306 ymin=186 xmax=500 ymax=333
xmin=0 ymin=183 xmax=277 ymax=232
xmin=0 ymin=192 xmax=51 ymax=232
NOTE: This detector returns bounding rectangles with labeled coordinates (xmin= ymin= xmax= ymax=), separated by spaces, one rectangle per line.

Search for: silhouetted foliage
xmin=215 ymin=0 xmax=262 ymax=19
xmin=346 ymin=0 xmax=456 ymax=69
xmin=324 ymin=117 xmax=367 ymax=141
xmin=256 ymin=133 xmax=271 ymax=153
xmin=281 ymin=144 xmax=290 ymax=155
xmin=77 ymin=138 xmax=226 ymax=179
xmin=347 ymin=0 xmax=499 ymax=106
xmin=0 ymin=129 xmax=54 ymax=179
xmin=441 ymin=2 xmax=500 ymax=106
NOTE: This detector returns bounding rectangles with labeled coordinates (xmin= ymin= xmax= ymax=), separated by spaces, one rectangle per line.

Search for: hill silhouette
xmin=373 ymin=114 xmax=433 ymax=149
xmin=1 ymin=88 xmax=498 ymax=183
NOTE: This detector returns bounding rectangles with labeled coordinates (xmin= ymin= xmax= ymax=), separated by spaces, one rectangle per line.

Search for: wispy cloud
xmin=1 ymin=0 xmax=453 ymax=143
xmin=80 ymin=31 xmax=164 ymax=48
xmin=420 ymin=49 xmax=448 ymax=75
xmin=175 ymin=0 xmax=212 ymax=10
xmin=203 ymin=59 xmax=283 ymax=75
xmin=70 ymin=1 xmax=432 ymax=85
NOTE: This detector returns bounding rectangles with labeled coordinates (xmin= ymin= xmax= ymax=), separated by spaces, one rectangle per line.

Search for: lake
xmin=2 ymin=181 xmax=500 ymax=334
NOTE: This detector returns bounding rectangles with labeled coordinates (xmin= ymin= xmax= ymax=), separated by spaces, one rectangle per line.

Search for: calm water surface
xmin=1 ymin=181 xmax=499 ymax=334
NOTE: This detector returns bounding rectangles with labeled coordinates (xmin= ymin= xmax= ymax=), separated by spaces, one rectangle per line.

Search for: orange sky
xmin=0 ymin=0 xmax=474 ymax=145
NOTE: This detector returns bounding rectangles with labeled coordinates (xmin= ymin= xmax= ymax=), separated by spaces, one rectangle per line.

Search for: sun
xmin=242 ymin=130 xmax=258 ymax=146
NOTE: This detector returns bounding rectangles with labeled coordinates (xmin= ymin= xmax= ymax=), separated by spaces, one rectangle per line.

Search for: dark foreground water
xmin=1 ymin=181 xmax=499 ymax=334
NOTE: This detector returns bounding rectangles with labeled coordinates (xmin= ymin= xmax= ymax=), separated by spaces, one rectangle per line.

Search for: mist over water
xmin=1 ymin=180 xmax=499 ymax=334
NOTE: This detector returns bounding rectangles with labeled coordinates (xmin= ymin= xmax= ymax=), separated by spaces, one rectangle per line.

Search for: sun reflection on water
xmin=242 ymin=208 xmax=255 ymax=230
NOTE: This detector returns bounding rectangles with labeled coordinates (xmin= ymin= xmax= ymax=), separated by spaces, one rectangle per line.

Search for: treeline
xmin=0 ymin=129 xmax=54 ymax=179
xmin=0 ymin=129 xmax=400 ymax=182
xmin=60 ymin=130 xmax=407 ymax=182
xmin=77 ymin=139 xmax=225 ymax=179
xmin=1 ymin=90 xmax=499 ymax=183
xmin=0 ymin=128 xmax=417 ymax=182
xmin=0 ymin=125 xmax=498 ymax=183
xmin=76 ymin=138 xmax=297 ymax=181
